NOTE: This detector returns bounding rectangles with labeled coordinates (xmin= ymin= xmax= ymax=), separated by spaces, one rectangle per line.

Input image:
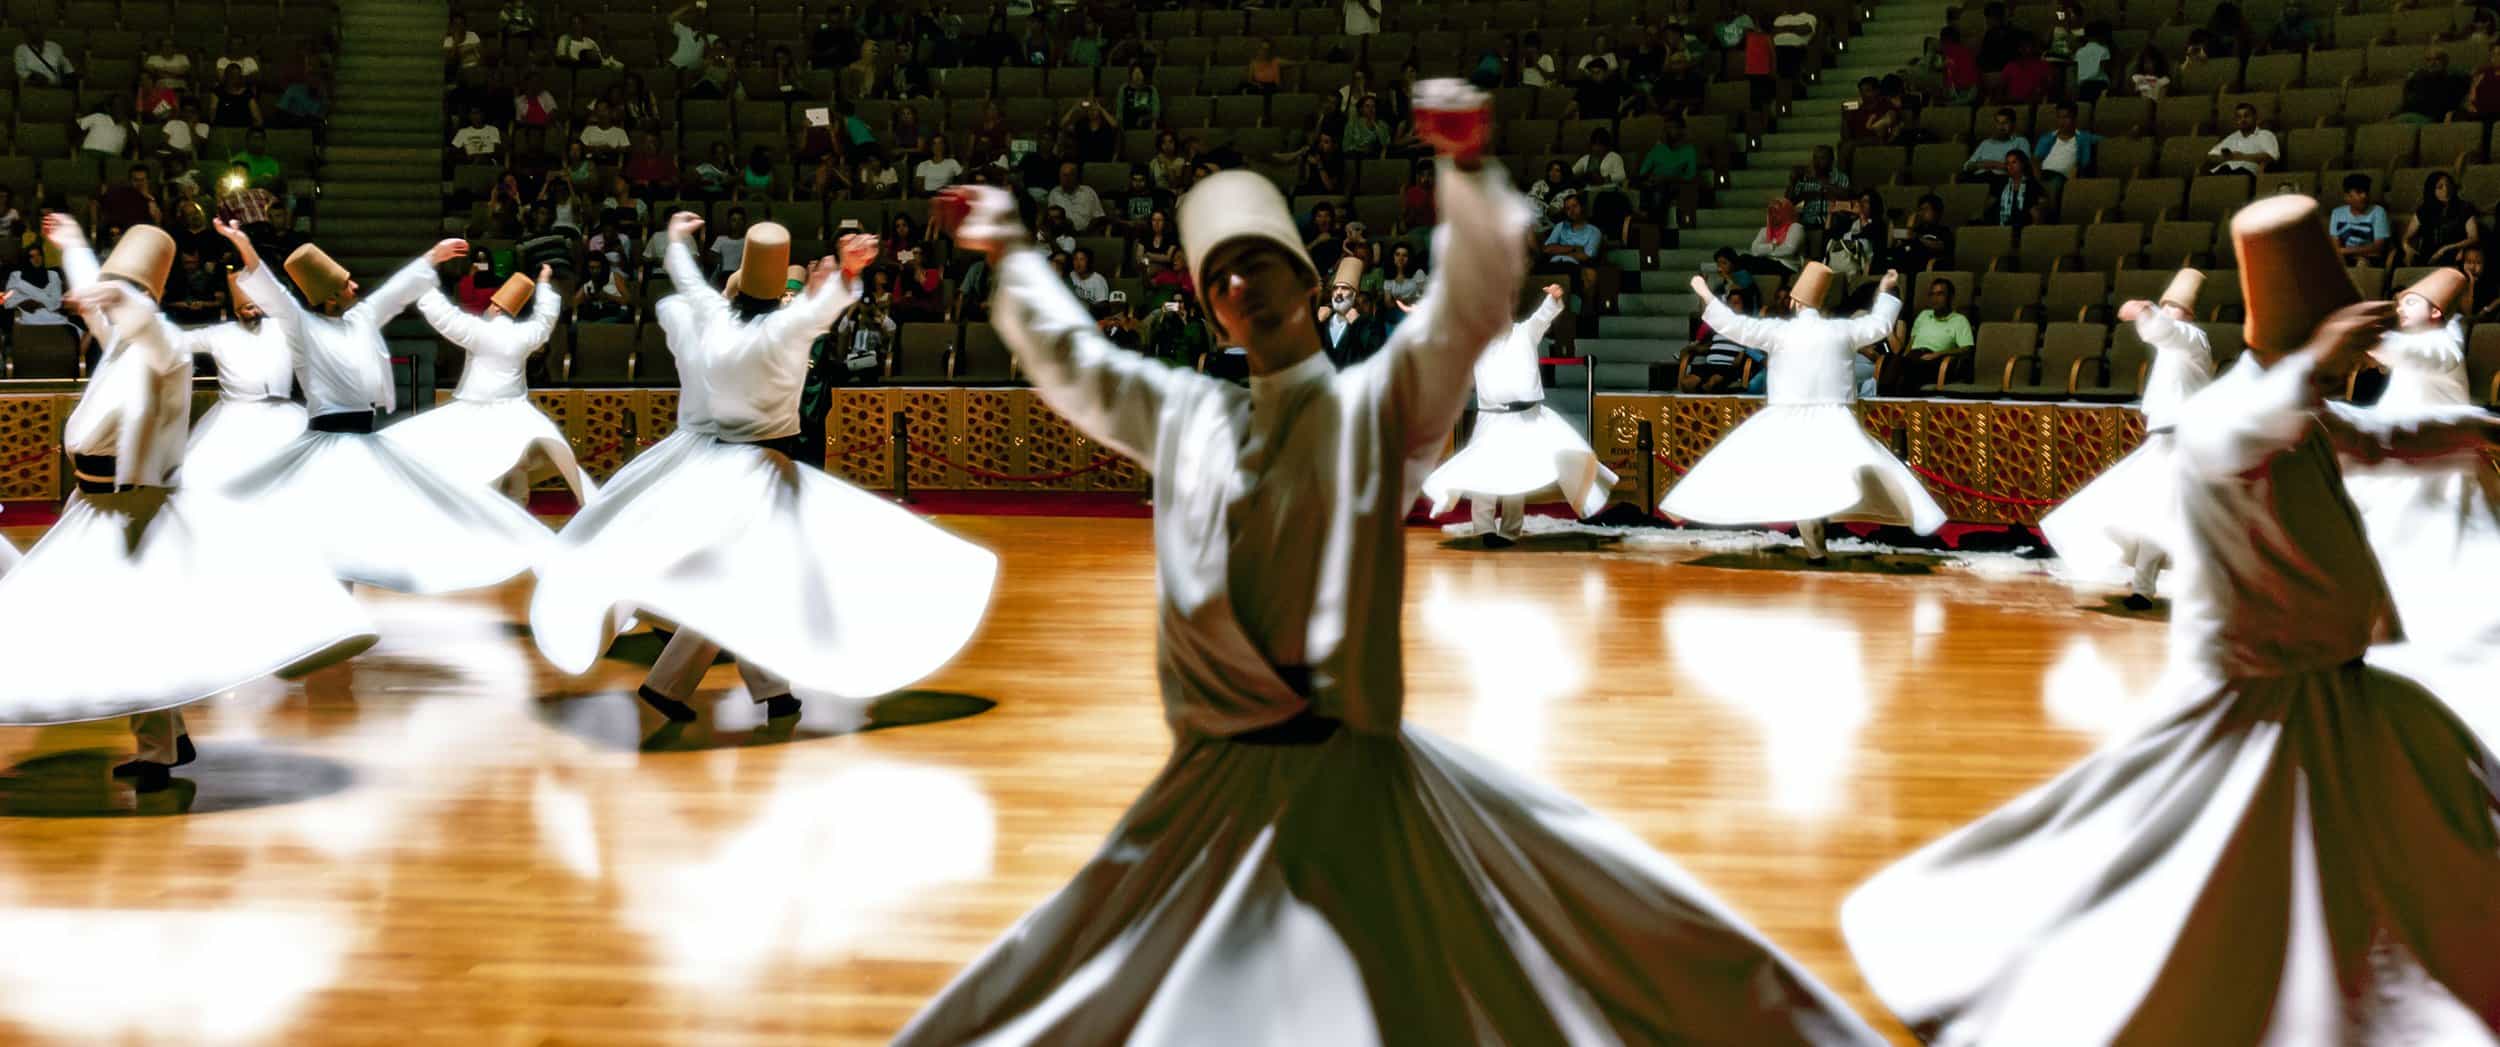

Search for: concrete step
xmin=327 ymin=145 xmax=440 ymax=165
xmin=1750 ymin=148 xmax=1814 ymax=170
xmin=326 ymin=198 xmax=441 ymax=220
xmin=317 ymin=217 xmax=440 ymax=240
xmin=1759 ymin=131 xmax=1830 ymax=153
xmin=1620 ymin=291 xmax=1698 ymax=317
xmin=1680 ymin=227 xmax=1753 ymax=252
xmin=1727 ymin=167 xmax=1790 ymax=189
xmin=1783 ymin=114 xmax=1845 ymax=134
xmin=322 ymin=162 xmax=438 ymax=180
xmin=1582 ymin=338 xmax=1670 ymax=363
xmin=1693 ymin=206 xmax=1760 ymax=230
xmin=329 ymin=130 xmax=445 ymax=150
xmin=1592 ymin=362 xmax=1653 ymax=390
xmin=1601 ymin=315 xmax=1685 ymax=339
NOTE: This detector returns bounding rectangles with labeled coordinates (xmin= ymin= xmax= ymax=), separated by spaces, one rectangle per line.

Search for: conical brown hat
xmin=1787 ymin=261 xmax=1835 ymax=311
xmin=489 ymin=273 xmax=535 ymax=317
xmin=2160 ymin=268 xmax=2204 ymax=313
xmin=284 ymin=243 xmax=352 ymax=305
xmin=98 ymin=225 xmax=175 ymax=300
xmin=2232 ymin=196 xmax=2359 ymax=355
xmin=2401 ymin=267 xmax=2467 ymax=315
xmin=736 ymin=222 xmax=792 ymax=301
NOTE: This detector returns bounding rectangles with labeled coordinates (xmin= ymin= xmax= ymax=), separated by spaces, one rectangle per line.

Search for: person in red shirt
xmin=1939 ymin=26 xmax=1980 ymax=104
xmin=2469 ymin=41 xmax=2500 ymax=124
xmin=1999 ymin=38 xmax=2054 ymax=103
xmin=1844 ymin=77 xmax=1900 ymax=144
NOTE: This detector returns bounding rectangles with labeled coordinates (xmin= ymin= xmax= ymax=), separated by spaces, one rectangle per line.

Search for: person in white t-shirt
xmin=1772 ymin=4 xmax=1819 ymax=79
xmin=1065 ymin=246 xmax=1110 ymax=304
xmin=1344 ymin=0 xmax=1380 ymax=36
xmin=665 ymin=2 xmax=716 ymax=71
xmin=13 ymin=25 xmax=75 ymax=87
xmin=578 ymin=105 xmax=631 ymax=159
xmin=914 ymin=134 xmax=966 ymax=195
xmin=451 ymin=108 xmax=503 ymax=162
xmin=556 ymin=15 xmax=609 ymax=67
xmin=444 ymin=14 xmax=484 ymax=70
xmin=214 ymin=35 xmax=259 ymax=82
xmin=2206 ymin=102 xmax=2278 ymax=177
xmin=1519 ymin=33 xmax=1559 ymax=88
xmin=76 ymin=100 xmax=134 ymax=159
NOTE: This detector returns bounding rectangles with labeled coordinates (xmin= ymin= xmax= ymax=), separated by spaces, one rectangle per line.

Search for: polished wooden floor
xmin=0 ymin=515 xmax=2176 ymax=1045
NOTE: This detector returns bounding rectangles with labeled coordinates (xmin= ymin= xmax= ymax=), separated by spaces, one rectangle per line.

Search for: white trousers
xmin=129 ymin=709 xmax=186 ymax=763
xmin=1798 ymin=518 xmax=1828 ymax=558
xmin=2129 ymin=548 xmax=2167 ymax=599
xmin=1471 ymin=496 xmax=1526 ymax=539
xmin=644 ymin=629 xmax=791 ymax=704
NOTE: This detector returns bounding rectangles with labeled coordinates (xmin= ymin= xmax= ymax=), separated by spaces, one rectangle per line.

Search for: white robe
xmin=1845 ymin=352 xmax=2500 ymax=1045
xmin=175 ymin=318 xmax=309 ymax=492
xmin=896 ymin=161 xmax=1883 ymax=1046
xmin=220 ymin=258 xmax=551 ymax=593
xmin=2341 ymin=319 xmax=2500 ymax=653
xmin=2041 ymin=309 xmax=2216 ymax=580
xmin=0 ymin=248 xmax=374 ymax=726
xmin=382 ymin=283 xmax=597 ymax=503
xmin=1659 ymin=294 xmax=1946 ymax=532
xmin=527 ymin=242 xmax=998 ymax=698
xmin=1420 ymin=294 xmax=1619 ymax=518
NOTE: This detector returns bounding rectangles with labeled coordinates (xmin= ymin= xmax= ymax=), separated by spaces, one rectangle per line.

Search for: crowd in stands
xmin=4 ymin=2 xmax=335 ymax=372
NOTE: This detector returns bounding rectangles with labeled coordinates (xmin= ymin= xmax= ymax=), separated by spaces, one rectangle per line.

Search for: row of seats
xmin=0 ymin=0 xmax=336 ymax=37
xmin=1898 ymin=92 xmax=2490 ymax=148
xmin=472 ymin=0 xmax=1706 ymax=43
xmin=1857 ymin=121 xmax=2489 ymax=190
xmin=551 ymin=319 xmax=1016 ymax=386
xmin=1927 ymin=318 xmax=2500 ymax=404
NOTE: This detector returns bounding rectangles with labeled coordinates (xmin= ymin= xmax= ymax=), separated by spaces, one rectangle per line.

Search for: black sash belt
xmin=310 ymin=411 xmax=378 ymax=434
xmin=70 ymin=453 xmax=125 ymax=494
xmin=2147 ymin=424 xmax=2177 ymax=436
xmin=1478 ymin=400 xmax=1542 ymax=414
xmin=735 ymin=432 xmax=809 ymax=459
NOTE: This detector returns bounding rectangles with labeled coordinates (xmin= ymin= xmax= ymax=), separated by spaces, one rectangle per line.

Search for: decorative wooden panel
xmin=828 ymin=388 xmax=894 ymax=490
xmin=897 ymin=389 xmax=955 ymax=489
xmin=1019 ymin=395 xmax=1087 ymax=491
xmin=959 ymin=388 xmax=1018 ymax=491
xmin=0 ymin=395 xmax=60 ymax=500
xmin=576 ymin=390 xmax=634 ymax=482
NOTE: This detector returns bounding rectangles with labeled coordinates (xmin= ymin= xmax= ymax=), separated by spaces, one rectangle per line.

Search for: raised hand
xmin=667 ymin=210 xmax=705 ymax=244
xmin=2116 ymin=299 xmax=2150 ymax=323
xmin=1410 ymin=78 xmax=1491 ymax=165
xmin=837 ymin=233 xmax=880 ymax=277
xmin=1689 ymin=274 xmax=1713 ymax=299
xmin=2299 ymin=300 xmax=2395 ymax=382
xmin=1878 ymin=269 xmax=1900 ymax=296
xmin=429 ymin=238 xmax=470 ymax=265
xmin=1544 ymin=282 xmax=1566 ymax=302
xmin=42 ymin=213 xmax=84 ymax=248
xmin=943 ymin=186 xmax=1027 ymax=259
xmin=539 ymin=264 xmax=555 ymax=284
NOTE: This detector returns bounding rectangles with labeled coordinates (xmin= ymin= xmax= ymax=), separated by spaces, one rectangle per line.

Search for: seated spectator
xmin=0 ymin=188 xmax=26 ymax=244
xmin=686 ymin=40 xmax=735 ymax=100
xmin=1378 ymin=242 xmax=1427 ymax=327
xmin=1133 ymin=208 xmax=1184 ymax=293
xmin=1771 ymin=2 xmax=1818 ymax=78
xmin=1063 ymin=98 xmax=1119 ymax=163
xmin=1737 ymin=198 xmax=1804 ymax=277
xmin=226 ymin=130 xmax=283 ymax=190
xmin=573 ymin=254 xmax=636 ymax=324
xmin=1937 ymin=26 xmax=1979 ymax=104
xmin=15 ymin=24 xmax=76 ymax=88
xmin=690 ymin=143 xmax=736 ymax=201
xmin=2400 ymin=47 xmax=2467 ymax=125
xmin=138 ymin=36 xmax=193 ymax=121
xmin=1680 ymin=284 xmax=1760 ymax=393
xmin=2463 ymin=246 xmax=2500 ymax=323
xmin=209 ymin=65 xmax=262 ymax=130
xmin=1998 ymin=38 xmax=2055 ymax=104
xmin=599 ymin=175 xmax=648 ymax=229
xmin=857 ymin=153 xmax=901 ymax=198
xmin=1537 ymin=193 xmax=1607 ymax=305
xmin=1517 ymin=32 xmax=1560 ymax=89
xmin=2268 ymin=2 xmax=2321 ymax=53
xmin=1786 ymin=145 xmax=1848 ymax=258
xmin=537 ymin=171 xmax=588 ymax=234
xmin=1528 ymin=161 xmax=1578 ymax=235
xmin=808 ymin=153 xmax=854 ymax=200
xmin=1399 ymin=163 xmax=1437 ymax=233
xmin=77 ymin=98 xmax=138 ymax=161
xmin=735 ymin=146 xmax=779 ymax=202
xmin=817 ymin=291 xmax=895 ymax=400
xmin=2073 ymin=21 xmax=2114 ymax=103
xmin=2331 ymin=173 xmax=2392 ymax=267
xmin=1891 ymin=193 xmax=1953 ymax=273
xmin=2471 ymin=43 xmax=2500 ymax=123
xmin=482 ymin=174 xmax=526 ymax=237
xmin=1343 ymin=95 xmax=1392 ymax=160
xmin=888 ymin=104 xmax=928 ymax=166
xmin=1886 ymin=278 xmax=1975 ymax=393
xmin=214 ymin=34 xmax=260 ymax=84
xmin=1045 ymin=163 xmax=1108 ymax=234
xmin=2205 ymin=103 xmax=2277 ymax=177
xmin=2127 ymin=47 xmax=2171 ymax=101
xmin=1243 ymin=39 xmax=1288 ymax=95
xmin=157 ymin=101 xmax=211 ymax=169
xmin=834 ymin=99 xmax=879 ymax=164
xmin=884 ymin=40 xmax=933 ymax=100
xmin=2204 ymin=2 xmax=2248 ymax=59
xmin=557 ymin=15 xmax=611 ymax=68
xmin=1065 ymin=247 xmax=1111 ymax=306
xmin=914 ymin=135 xmax=964 ymax=196
xmin=1960 ymin=108 xmax=2029 ymax=185
xmin=1976 ymin=2 xmax=2021 ymax=74
xmin=1633 ymin=116 xmax=1700 ymax=229
xmin=1845 ymin=77 xmax=1899 ymax=145
xmin=444 ymin=13 xmax=484 ymax=73
xmin=162 ymin=246 xmax=226 ymax=325
xmin=840 ymin=40 xmax=880 ymax=101
xmin=452 ymin=108 xmax=504 ymax=163
xmin=2031 ymin=102 xmax=2099 ymax=189
xmin=1821 ymin=209 xmax=1875 ymax=279
xmin=666 ymin=2 xmax=719 ymax=72
xmin=579 ymin=105 xmax=630 ymax=162
xmin=273 ymin=69 xmax=327 ymax=130
xmin=499 ymin=0 xmax=540 ymax=49
xmin=893 ymin=250 xmax=944 ymax=322
xmin=94 ymin=166 xmax=164 ymax=233
xmin=1983 ymin=151 xmax=2047 ymax=227
xmin=7 ymin=250 xmax=75 ymax=330
xmin=1116 ymin=64 xmax=1161 ymax=130
xmin=1036 ymin=206 xmax=1079 ymax=256
xmin=707 ymin=206 xmax=750 ymax=277
xmin=2405 ymin=171 xmax=2481 ymax=266
xmin=1303 ymin=202 xmax=1346 ymax=274
xmin=622 ymin=132 xmax=674 ymax=193
xmin=453 ymin=245 xmax=502 ymax=312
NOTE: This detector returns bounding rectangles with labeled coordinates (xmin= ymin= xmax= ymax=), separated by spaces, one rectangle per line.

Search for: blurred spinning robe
xmin=2339 ymin=276 xmax=2500 ymax=654
xmin=527 ymin=228 xmax=997 ymax=705
xmin=1658 ymin=265 xmax=1945 ymax=551
xmin=1844 ymin=198 xmax=2500 ymax=1045
xmin=1420 ymin=290 xmax=1618 ymax=538
xmin=173 ymin=301 xmax=309 ymax=492
xmin=0 ymin=229 xmax=375 ymax=749
xmin=2040 ymin=270 xmax=2216 ymax=599
xmin=897 ymin=163 xmax=1882 ymax=1045
xmin=224 ymin=248 xmax=551 ymax=593
xmin=384 ymin=276 xmax=599 ymax=504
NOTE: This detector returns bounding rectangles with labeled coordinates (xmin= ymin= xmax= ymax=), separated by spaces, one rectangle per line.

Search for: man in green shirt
xmin=226 ymin=129 xmax=283 ymax=190
xmin=1633 ymin=115 xmax=1701 ymax=228
xmin=1885 ymin=277 xmax=1975 ymax=394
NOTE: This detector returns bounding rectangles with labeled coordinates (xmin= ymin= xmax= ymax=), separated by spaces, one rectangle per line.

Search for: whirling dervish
xmin=2040 ymin=268 xmax=2216 ymax=609
xmin=896 ymin=81 xmax=1884 ymax=1046
xmin=2338 ymin=266 xmax=2500 ymax=653
xmin=384 ymin=265 xmax=597 ymax=506
xmin=1421 ymin=282 xmax=1618 ymax=547
xmin=171 ymin=268 xmax=308 ymax=492
xmin=1842 ymin=196 xmax=2500 ymax=1045
xmin=212 ymin=220 xmax=550 ymax=594
xmin=1661 ymin=263 xmax=1945 ymax=562
xmin=0 ymin=217 xmax=375 ymax=792
xmin=527 ymin=216 xmax=996 ymax=725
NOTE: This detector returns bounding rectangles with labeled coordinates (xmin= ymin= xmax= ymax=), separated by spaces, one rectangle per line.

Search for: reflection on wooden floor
xmin=0 ymin=516 xmax=2174 ymax=1044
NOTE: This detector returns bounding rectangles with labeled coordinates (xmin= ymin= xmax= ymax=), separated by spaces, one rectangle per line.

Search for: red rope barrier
xmin=1537 ymin=356 xmax=1586 ymax=366
xmin=0 ymin=448 xmax=52 ymax=471
xmin=907 ymin=440 xmax=1121 ymax=483
xmin=1907 ymin=463 xmax=2061 ymax=507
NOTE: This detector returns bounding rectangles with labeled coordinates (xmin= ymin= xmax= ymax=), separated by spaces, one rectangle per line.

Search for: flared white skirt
xmin=2041 ymin=433 xmax=2182 ymax=580
xmin=218 ymin=430 xmax=553 ymax=594
xmin=380 ymin=395 xmax=597 ymax=504
xmin=897 ymin=723 xmax=1885 ymax=1045
xmin=0 ymin=488 xmax=378 ymax=725
xmin=1422 ymin=406 xmax=1619 ymax=518
xmin=2345 ymin=453 xmax=2500 ymax=652
xmin=1843 ymin=662 xmax=2500 ymax=1045
xmin=528 ymin=430 xmax=998 ymax=698
xmin=180 ymin=398 xmax=308 ymax=493
xmin=1659 ymin=403 xmax=1946 ymax=532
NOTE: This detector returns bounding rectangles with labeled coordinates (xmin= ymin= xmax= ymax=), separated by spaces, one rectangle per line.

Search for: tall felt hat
xmin=1178 ymin=170 xmax=1320 ymax=307
xmin=284 ymin=243 xmax=352 ymax=305
xmin=2401 ymin=267 xmax=2467 ymax=315
xmin=2160 ymin=268 xmax=2204 ymax=313
xmin=489 ymin=273 xmax=535 ymax=316
xmin=1331 ymin=256 xmax=1364 ymax=290
xmin=2232 ymin=196 xmax=2359 ymax=355
xmin=736 ymin=222 xmax=792 ymax=301
xmin=1786 ymin=261 xmax=1835 ymax=311
xmin=98 ymin=225 xmax=175 ymax=300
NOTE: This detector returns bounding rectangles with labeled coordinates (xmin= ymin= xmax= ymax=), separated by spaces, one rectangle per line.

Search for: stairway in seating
xmin=320 ymin=0 xmax=450 ymax=410
xmin=1565 ymin=0 xmax=1951 ymax=431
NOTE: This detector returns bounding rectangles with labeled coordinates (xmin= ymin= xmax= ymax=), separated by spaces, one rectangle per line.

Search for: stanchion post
xmin=891 ymin=410 xmax=909 ymax=503
xmin=1636 ymin=418 xmax=1656 ymax=511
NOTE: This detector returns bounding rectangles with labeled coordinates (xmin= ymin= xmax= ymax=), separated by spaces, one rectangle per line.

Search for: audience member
xmin=2331 ymin=173 xmax=2392 ymax=267
xmin=1538 ymin=193 xmax=1606 ymax=306
xmin=2403 ymin=171 xmax=2480 ymax=266
xmin=1886 ymin=278 xmax=1974 ymax=394
xmin=2031 ymin=103 xmax=2099 ymax=188
xmin=1984 ymin=151 xmax=2046 ymax=227
xmin=2205 ymin=103 xmax=2277 ymax=177
xmin=2400 ymin=47 xmax=2467 ymax=125
xmin=15 ymin=24 xmax=76 ymax=87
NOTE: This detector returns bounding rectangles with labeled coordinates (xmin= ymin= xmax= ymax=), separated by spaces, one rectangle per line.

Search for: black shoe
xmin=113 ymin=734 xmax=195 ymax=778
xmin=129 ymin=763 xmax=174 ymax=793
xmin=2121 ymin=593 xmax=2156 ymax=611
xmin=636 ymin=685 xmax=698 ymax=723
xmin=1482 ymin=533 xmax=1517 ymax=550
xmin=762 ymin=695 xmax=801 ymax=719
